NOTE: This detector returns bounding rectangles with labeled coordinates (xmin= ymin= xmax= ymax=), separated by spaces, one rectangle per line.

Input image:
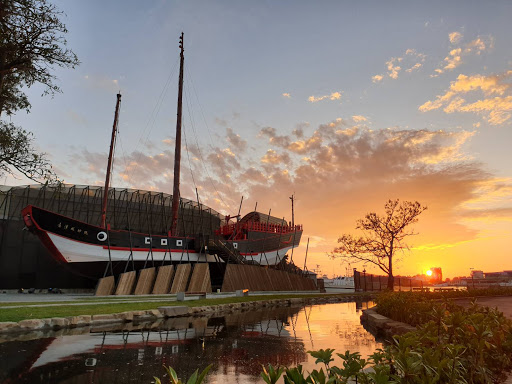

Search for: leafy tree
xmin=0 ymin=121 xmax=57 ymax=182
xmin=332 ymin=199 xmax=427 ymax=290
xmin=0 ymin=0 xmax=79 ymax=182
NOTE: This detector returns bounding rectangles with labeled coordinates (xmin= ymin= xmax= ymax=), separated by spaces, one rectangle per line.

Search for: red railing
xmin=215 ymin=221 xmax=303 ymax=239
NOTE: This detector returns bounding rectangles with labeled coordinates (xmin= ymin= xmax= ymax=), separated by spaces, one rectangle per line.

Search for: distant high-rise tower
xmin=429 ymin=267 xmax=443 ymax=283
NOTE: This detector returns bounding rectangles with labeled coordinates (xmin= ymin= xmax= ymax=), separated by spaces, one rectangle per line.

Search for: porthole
xmin=97 ymin=231 xmax=107 ymax=242
xmin=161 ymin=239 xmax=168 ymax=246
xmin=176 ymin=239 xmax=183 ymax=247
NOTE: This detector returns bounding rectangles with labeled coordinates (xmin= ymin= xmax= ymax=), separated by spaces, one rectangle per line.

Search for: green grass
xmin=0 ymin=293 xmax=371 ymax=323
xmin=0 ymin=295 xmax=185 ymax=307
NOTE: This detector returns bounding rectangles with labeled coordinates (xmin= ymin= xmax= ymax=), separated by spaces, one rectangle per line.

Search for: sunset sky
xmin=6 ymin=1 xmax=512 ymax=278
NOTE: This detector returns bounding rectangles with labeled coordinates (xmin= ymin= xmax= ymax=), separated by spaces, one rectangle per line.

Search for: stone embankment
xmin=360 ymin=307 xmax=416 ymax=340
xmin=0 ymin=295 xmax=371 ymax=335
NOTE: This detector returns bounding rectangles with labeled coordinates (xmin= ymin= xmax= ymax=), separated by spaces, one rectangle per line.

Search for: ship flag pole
xmin=170 ymin=32 xmax=184 ymax=236
xmin=101 ymin=93 xmax=122 ymax=229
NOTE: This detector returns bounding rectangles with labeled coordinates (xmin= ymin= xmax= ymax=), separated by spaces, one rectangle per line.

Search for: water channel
xmin=0 ymin=300 xmax=381 ymax=383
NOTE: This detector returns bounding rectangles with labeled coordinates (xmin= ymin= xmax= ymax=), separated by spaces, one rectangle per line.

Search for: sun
xmin=426 ymin=270 xmax=433 ymax=277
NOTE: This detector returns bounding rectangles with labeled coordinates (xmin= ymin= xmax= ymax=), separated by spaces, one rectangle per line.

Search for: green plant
xmin=261 ymin=363 xmax=285 ymax=384
xmin=154 ymin=364 xmax=211 ymax=384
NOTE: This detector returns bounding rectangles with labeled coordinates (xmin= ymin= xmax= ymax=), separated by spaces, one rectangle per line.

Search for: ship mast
xmin=101 ymin=93 xmax=122 ymax=229
xmin=170 ymin=33 xmax=184 ymax=236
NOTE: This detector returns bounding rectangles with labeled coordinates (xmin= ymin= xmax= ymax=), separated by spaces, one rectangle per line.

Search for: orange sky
xmin=6 ymin=3 xmax=512 ymax=279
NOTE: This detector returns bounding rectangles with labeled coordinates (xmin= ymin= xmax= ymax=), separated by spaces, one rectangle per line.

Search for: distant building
xmin=471 ymin=270 xmax=484 ymax=279
xmin=429 ymin=267 xmax=442 ymax=283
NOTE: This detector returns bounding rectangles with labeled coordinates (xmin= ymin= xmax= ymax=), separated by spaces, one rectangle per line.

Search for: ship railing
xmin=215 ymin=222 xmax=303 ymax=237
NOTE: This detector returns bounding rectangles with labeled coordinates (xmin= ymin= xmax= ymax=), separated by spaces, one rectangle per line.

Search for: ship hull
xmin=22 ymin=205 xmax=302 ymax=279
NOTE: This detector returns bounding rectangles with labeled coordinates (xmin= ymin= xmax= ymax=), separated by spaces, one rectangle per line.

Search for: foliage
xmin=332 ymin=199 xmax=427 ymax=290
xmin=0 ymin=0 xmax=79 ymax=116
xmin=376 ymin=289 xmax=512 ymax=326
xmin=154 ymin=365 xmax=211 ymax=384
xmin=0 ymin=120 xmax=57 ymax=182
xmin=0 ymin=0 xmax=79 ymax=182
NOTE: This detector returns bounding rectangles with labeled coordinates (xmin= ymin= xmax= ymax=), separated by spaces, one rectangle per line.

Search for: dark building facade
xmin=0 ymin=184 xmax=223 ymax=289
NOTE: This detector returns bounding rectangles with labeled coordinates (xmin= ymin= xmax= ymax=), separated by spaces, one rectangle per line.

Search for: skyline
xmin=5 ymin=1 xmax=512 ymax=278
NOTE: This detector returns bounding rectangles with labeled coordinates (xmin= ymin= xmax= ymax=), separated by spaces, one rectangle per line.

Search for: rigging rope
xmin=184 ymin=67 xmax=230 ymax=210
xmin=120 ymin=58 xmax=180 ymax=187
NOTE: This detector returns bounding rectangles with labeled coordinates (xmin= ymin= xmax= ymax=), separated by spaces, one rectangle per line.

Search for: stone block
xmin=117 ymin=312 xmax=134 ymax=322
xmin=0 ymin=322 xmax=18 ymax=332
xmin=158 ymin=306 xmax=189 ymax=317
xmin=50 ymin=318 xmax=70 ymax=329
xmin=176 ymin=292 xmax=185 ymax=301
xmin=367 ymin=312 xmax=389 ymax=326
xmin=67 ymin=315 xmax=92 ymax=327
xmin=18 ymin=319 xmax=46 ymax=330
xmin=91 ymin=314 xmax=123 ymax=325
xmin=146 ymin=309 xmax=164 ymax=319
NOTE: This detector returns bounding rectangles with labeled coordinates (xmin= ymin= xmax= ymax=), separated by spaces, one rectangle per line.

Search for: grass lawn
xmin=0 ymin=293 xmax=370 ymax=323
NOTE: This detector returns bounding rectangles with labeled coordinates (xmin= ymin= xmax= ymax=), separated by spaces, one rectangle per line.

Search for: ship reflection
xmin=0 ymin=301 xmax=380 ymax=384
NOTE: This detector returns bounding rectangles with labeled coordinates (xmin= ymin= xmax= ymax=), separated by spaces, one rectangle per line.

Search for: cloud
xmin=374 ymin=49 xmax=426 ymax=82
xmin=261 ymin=149 xmax=291 ymax=165
xmin=352 ymin=115 xmax=367 ymax=122
xmin=386 ymin=57 xmax=402 ymax=79
xmin=419 ymin=71 xmax=512 ymax=124
xmin=66 ymin=109 xmax=88 ymax=125
xmin=83 ymin=74 xmax=120 ymax=92
xmin=226 ymin=127 xmax=247 ymax=151
xmin=69 ymin=115 xmax=510 ymax=278
xmin=308 ymin=91 xmax=342 ymax=103
xmin=433 ymin=34 xmax=493 ymax=76
xmin=449 ymin=31 xmax=463 ymax=44
xmin=406 ymin=63 xmax=422 ymax=73
xmin=282 ymin=93 xmax=291 ymax=98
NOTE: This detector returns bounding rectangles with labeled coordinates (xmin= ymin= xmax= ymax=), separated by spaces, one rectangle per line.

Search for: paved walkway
xmin=0 ymin=290 xmax=322 ymax=309
xmin=455 ymin=296 xmax=512 ymax=320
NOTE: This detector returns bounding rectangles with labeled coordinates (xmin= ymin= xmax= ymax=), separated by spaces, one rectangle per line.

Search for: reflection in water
xmin=0 ymin=300 xmax=381 ymax=383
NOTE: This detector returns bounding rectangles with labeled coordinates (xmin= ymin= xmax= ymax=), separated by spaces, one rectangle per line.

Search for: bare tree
xmin=0 ymin=0 xmax=79 ymax=182
xmin=332 ymin=199 xmax=427 ymax=290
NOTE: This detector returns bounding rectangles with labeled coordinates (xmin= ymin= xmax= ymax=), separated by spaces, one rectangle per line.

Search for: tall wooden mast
xmin=170 ymin=33 xmax=184 ymax=236
xmin=101 ymin=93 xmax=122 ymax=229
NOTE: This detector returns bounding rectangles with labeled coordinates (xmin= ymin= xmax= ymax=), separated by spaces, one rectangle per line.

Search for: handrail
xmin=215 ymin=222 xmax=303 ymax=237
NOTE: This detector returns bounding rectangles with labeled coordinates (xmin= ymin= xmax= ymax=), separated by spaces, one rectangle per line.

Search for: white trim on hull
xmin=47 ymin=232 xmax=291 ymax=266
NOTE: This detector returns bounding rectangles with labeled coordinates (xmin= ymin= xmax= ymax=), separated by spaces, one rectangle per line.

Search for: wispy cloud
xmin=449 ymin=31 xmax=463 ymax=44
xmin=83 ymin=74 xmax=120 ymax=92
xmin=352 ymin=115 xmax=367 ymax=122
xmin=432 ymin=33 xmax=493 ymax=76
xmin=308 ymin=91 xmax=342 ymax=103
xmin=373 ymin=49 xmax=426 ymax=82
xmin=419 ymin=71 xmax=512 ymax=125
xmin=70 ymin=116 xmax=510 ymax=277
